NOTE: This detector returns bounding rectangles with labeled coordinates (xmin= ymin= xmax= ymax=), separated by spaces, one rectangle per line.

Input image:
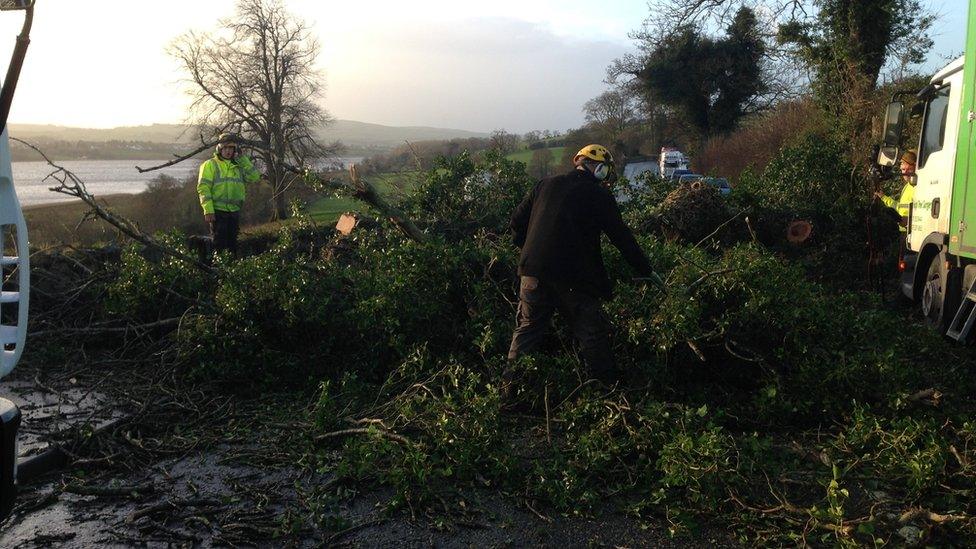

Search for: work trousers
xmin=210 ymin=210 xmax=240 ymax=256
xmin=507 ymin=276 xmax=616 ymax=380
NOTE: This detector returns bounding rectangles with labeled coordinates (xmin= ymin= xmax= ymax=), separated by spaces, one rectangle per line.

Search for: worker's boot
xmin=497 ymin=359 xmax=534 ymax=413
xmin=582 ymin=350 xmax=619 ymax=386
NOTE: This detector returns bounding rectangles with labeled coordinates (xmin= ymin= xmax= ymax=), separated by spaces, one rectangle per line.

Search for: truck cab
xmin=889 ymin=57 xmax=966 ymax=330
xmin=879 ymin=38 xmax=976 ymax=341
xmin=659 ymin=147 xmax=689 ymax=179
xmin=907 ymin=57 xmax=963 ymax=254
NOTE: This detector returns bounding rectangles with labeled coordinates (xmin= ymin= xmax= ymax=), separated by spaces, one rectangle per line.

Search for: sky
xmin=0 ymin=0 xmax=964 ymax=133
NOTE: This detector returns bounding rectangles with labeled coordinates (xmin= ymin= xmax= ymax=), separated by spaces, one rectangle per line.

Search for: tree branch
xmin=136 ymin=142 xmax=212 ymax=173
xmin=348 ymin=165 xmax=427 ymax=243
xmin=14 ymin=138 xmax=215 ymax=274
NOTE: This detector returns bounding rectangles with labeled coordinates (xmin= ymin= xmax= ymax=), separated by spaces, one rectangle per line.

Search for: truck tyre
xmin=943 ymin=264 xmax=963 ymax=332
xmin=921 ymin=255 xmax=948 ymax=332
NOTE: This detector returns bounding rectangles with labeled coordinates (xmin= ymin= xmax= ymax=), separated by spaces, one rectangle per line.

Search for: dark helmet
xmin=215 ymin=133 xmax=241 ymax=155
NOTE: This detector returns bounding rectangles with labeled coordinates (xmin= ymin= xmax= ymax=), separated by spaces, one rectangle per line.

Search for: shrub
xmin=177 ymin=229 xmax=354 ymax=384
xmin=106 ymin=231 xmax=210 ymax=320
xmin=329 ymin=352 xmax=513 ymax=508
xmin=733 ymin=133 xmax=856 ymax=215
xmin=696 ymin=99 xmax=823 ymax=180
xmin=526 ymin=396 xmax=735 ymax=514
xmin=405 ymin=150 xmax=534 ymax=236
xmin=346 ymin=232 xmax=515 ymax=363
xmin=833 ymin=407 xmax=950 ymax=498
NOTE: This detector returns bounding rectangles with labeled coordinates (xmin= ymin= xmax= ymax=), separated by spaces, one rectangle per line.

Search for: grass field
xmin=505 ymin=146 xmax=565 ymax=165
xmin=307 ymin=171 xmax=420 ymax=223
xmin=307 ymin=196 xmax=362 ymax=223
xmin=25 ymin=193 xmax=168 ymax=248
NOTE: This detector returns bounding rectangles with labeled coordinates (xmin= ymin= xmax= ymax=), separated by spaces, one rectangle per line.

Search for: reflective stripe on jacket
xmin=880 ymin=183 xmax=915 ymax=233
xmin=197 ymin=154 xmax=261 ymax=215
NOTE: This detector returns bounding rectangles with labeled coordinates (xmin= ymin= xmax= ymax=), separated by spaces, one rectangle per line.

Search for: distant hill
xmin=9 ymin=120 xmax=490 ymax=156
xmin=318 ymin=120 xmax=488 ymax=150
xmin=9 ymin=123 xmax=196 ymax=144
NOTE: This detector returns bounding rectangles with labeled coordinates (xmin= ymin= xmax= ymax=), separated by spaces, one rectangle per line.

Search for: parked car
xmin=677 ymin=173 xmax=704 ymax=184
xmin=704 ymin=177 xmax=732 ymax=196
xmin=669 ymin=169 xmax=693 ymax=182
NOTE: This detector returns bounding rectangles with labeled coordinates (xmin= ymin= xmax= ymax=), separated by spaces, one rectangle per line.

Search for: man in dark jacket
xmin=507 ymin=144 xmax=665 ymax=381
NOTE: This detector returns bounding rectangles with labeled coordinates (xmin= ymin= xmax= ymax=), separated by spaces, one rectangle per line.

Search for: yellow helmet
xmin=574 ymin=144 xmax=613 ymax=165
xmin=574 ymin=144 xmax=616 ymax=182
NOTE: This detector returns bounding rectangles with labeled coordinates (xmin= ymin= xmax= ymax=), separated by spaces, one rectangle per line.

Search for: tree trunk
xmin=270 ymin=126 xmax=288 ymax=222
xmin=268 ymin=163 xmax=287 ymax=222
xmin=272 ymin=181 xmax=288 ymax=221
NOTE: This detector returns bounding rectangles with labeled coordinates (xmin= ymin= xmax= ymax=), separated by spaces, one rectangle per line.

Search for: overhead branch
xmin=14 ymin=138 xmax=215 ymax=274
xmin=136 ymin=142 xmax=212 ymax=173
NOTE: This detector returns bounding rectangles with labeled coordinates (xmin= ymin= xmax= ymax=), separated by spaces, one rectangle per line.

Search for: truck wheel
xmin=943 ymin=264 xmax=963 ymax=331
xmin=921 ymin=256 xmax=947 ymax=332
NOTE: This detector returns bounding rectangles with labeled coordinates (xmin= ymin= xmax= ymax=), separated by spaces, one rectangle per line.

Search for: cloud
xmin=323 ymin=17 xmax=631 ymax=133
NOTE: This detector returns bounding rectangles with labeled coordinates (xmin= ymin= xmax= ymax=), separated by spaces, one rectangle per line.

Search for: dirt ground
xmin=2 ymin=449 xmax=734 ymax=547
xmin=0 ymin=357 xmax=742 ymax=548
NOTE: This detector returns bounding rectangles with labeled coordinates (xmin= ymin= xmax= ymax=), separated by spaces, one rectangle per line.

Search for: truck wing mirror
xmin=882 ymin=101 xmax=904 ymax=147
xmin=916 ymin=83 xmax=936 ymax=101
xmin=877 ymin=101 xmax=904 ymax=167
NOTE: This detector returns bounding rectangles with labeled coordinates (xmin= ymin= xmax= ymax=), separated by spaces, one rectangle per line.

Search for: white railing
xmin=0 ymin=128 xmax=28 ymax=379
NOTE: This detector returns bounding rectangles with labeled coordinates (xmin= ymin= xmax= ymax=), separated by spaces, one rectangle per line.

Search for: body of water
xmin=12 ymin=157 xmax=364 ymax=207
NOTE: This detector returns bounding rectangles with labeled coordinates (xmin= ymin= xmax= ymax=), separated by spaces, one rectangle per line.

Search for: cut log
xmin=336 ymin=213 xmax=358 ymax=236
xmin=786 ymin=220 xmax=813 ymax=244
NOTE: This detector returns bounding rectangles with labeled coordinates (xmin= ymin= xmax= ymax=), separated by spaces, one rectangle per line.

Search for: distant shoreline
xmin=22 ymin=193 xmax=135 ymax=212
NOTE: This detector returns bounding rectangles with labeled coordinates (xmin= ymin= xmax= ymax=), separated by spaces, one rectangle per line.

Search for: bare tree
xmin=527 ymin=147 xmax=555 ymax=180
xmin=170 ymin=0 xmax=337 ymax=221
xmin=582 ymin=89 xmax=639 ymax=145
xmin=488 ymin=130 xmax=520 ymax=154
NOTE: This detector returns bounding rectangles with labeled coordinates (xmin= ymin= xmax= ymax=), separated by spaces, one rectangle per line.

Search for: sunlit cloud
xmin=324 ymin=17 xmax=629 ymax=132
xmin=0 ymin=0 xmax=961 ymax=131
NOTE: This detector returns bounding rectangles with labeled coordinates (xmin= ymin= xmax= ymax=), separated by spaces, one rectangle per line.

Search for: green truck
xmin=876 ymin=0 xmax=976 ymax=342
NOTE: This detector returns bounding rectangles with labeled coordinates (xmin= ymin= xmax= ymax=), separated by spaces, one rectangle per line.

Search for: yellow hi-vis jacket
xmin=197 ymin=154 xmax=261 ymax=215
xmin=880 ymin=182 xmax=915 ymax=233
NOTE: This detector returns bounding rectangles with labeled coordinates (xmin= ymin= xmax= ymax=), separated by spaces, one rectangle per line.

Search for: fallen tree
xmin=18 ymin=143 xmax=976 ymax=545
